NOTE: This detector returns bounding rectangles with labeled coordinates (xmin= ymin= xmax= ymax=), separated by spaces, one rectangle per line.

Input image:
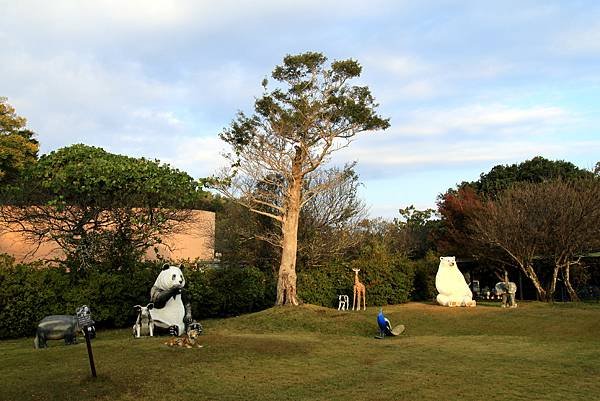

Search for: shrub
xmin=297 ymin=263 xmax=353 ymax=307
xmin=411 ymin=251 xmax=439 ymax=301
xmin=0 ymin=257 xmax=274 ymax=339
xmin=187 ymin=266 xmax=275 ymax=318
xmin=297 ymin=254 xmax=415 ymax=307
xmin=0 ymin=256 xmax=70 ymax=338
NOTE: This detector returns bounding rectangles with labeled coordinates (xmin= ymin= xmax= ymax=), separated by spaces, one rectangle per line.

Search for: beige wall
xmin=0 ymin=209 xmax=215 ymax=264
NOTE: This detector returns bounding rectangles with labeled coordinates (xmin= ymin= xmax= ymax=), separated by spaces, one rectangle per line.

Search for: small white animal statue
xmin=435 ymin=256 xmax=476 ymax=307
xmin=132 ymin=303 xmax=155 ymax=338
xmin=338 ymin=294 xmax=349 ymax=311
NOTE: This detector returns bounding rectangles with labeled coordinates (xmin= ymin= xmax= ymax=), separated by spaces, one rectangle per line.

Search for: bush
xmin=0 ymin=256 xmax=70 ymax=338
xmin=297 ymin=253 xmax=416 ymax=308
xmin=297 ymin=263 xmax=353 ymax=307
xmin=351 ymin=255 xmax=414 ymax=306
xmin=187 ymin=265 xmax=275 ymax=318
xmin=411 ymin=252 xmax=439 ymax=301
xmin=0 ymin=257 xmax=275 ymax=339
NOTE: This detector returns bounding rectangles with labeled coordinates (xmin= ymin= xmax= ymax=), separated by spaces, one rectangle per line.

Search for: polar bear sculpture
xmin=435 ymin=256 xmax=476 ymax=307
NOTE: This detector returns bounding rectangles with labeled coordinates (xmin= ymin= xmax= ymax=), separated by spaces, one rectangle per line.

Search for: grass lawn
xmin=1 ymin=302 xmax=599 ymax=401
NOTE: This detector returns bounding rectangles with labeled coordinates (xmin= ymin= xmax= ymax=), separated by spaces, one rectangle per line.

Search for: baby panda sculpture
xmin=435 ymin=256 xmax=476 ymax=307
xmin=150 ymin=264 xmax=193 ymax=336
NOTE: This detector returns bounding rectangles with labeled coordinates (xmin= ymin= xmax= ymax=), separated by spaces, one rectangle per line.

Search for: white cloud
xmin=393 ymin=103 xmax=572 ymax=137
xmin=2 ymin=0 xmax=392 ymax=43
xmin=555 ymin=24 xmax=600 ymax=55
xmin=364 ymin=54 xmax=429 ymax=78
xmin=337 ymin=136 xmax=600 ymax=177
xmin=329 ymin=101 xmax=589 ymax=178
xmin=164 ymin=136 xmax=228 ymax=178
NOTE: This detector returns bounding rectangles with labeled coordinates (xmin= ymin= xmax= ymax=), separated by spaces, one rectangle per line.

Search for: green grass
xmin=1 ymin=302 xmax=600 ymax=401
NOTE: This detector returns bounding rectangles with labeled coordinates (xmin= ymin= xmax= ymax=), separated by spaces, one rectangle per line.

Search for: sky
xmin=1 ymin=0 xmax=599 ymax=218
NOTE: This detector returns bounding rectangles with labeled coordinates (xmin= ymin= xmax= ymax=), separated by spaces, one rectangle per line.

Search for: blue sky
xmin=1 ymin=1 xmax=599 ymax=218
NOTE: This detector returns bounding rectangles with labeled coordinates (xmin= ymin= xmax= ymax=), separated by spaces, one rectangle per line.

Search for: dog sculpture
xmin=164 ymin=327 xmax=203 ymax=349
xmin=132 ymin=303 xmax=155 ymax=338
xmin=338 ymin=294 xmax=349 ymax=311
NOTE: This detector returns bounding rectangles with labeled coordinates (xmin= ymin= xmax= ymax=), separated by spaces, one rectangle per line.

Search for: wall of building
xmin=0 ymin=210 xmax=215 ymax=264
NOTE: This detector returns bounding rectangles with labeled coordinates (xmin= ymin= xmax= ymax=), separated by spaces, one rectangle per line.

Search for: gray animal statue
xmin=495 ymin=272 xmax=518 ymax=308
xmin=34 ymin=305 xmax=95 ymax=349
xmin=132 ymin=303 xmax=155 ymax=338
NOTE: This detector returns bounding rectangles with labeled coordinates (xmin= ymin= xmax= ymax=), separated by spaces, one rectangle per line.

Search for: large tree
xmin=0 ymin=97 xmax=39 ymax=185
xmin=0 ymin=144 xmax=208 ymax=271
xmin=216 ymin=52 xmax=389 ymax=305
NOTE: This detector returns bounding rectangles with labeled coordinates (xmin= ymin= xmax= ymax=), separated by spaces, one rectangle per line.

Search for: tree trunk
xmin=276 ymin=179 xmax=302 ymax=306
xmin=522 ymin=263 xmax=547 ymax=301
xmin=563 ymin=262 xmax=580 ymax=302
xmin=546 ymin=265 xmax=560 ymax=302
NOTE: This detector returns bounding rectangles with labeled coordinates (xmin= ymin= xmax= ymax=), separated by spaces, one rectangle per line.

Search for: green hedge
xmin=0 ymin=257 xmax=275 ymax=339
xmin=187 ymin=266 xmax=275 ymax=318
xmin=410 ymin=252 xmax=439 ymax=302
xmin=0 ymin=253 xmax=436 ymax=339
xmin=298 ymin=255 xmax=417 ymax=308
xmin=297 ymin=263 xmax=353 ymax=307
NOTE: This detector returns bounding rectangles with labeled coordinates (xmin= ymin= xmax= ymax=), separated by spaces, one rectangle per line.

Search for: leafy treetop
xmin=220 ymin=51 xmax=390 ymax=182
xmin=0 ymin=97 xmax=39 ymax=185
xmin=9 ymin=144 xmax=206 ymax=210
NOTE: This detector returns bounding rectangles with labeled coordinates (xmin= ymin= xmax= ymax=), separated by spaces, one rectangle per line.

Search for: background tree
xmin=537 ymin=179 xmax=600 ymax=301
xmin=472 ymin=156 xmax=594 ymax=198
xmin=467 ymin=184 xmax=550 ymax=300
xmin=436 ymin=186 xmax=483 ymax=257
xmin=0 ymin=144 xmax=209 ymax=271
xmin=467 ymin=179 xmax=600 ymax=301
xmin=437 ymin=156 xmax=595 ymax=258
xmin=215 ymin=52 xmax=389 ymax=305
xmin=297 ymin=166 xmax=367 ymax=268
xmin=214 ymin=197 xmax=281 ymax=273
xmin=392 ymin=205 xmax=438 ymax=259
xmin=0 ymin=97 xmax=39 ymax=185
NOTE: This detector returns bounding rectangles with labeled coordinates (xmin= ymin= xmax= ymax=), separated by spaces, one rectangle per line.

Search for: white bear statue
xmin=435 ymin=256 xmax=476 ymax=307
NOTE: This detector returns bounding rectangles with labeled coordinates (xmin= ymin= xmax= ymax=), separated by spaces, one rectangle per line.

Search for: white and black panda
xmin=150 ymin=264 xmax=195 ymax=336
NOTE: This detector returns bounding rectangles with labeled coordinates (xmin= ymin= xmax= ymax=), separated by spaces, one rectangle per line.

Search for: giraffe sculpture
xmin=352 ymin=268 xmax=366 ymax=311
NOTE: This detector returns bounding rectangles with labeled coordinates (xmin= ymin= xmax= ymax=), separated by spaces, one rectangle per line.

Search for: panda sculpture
xmin=150 ymin=264 xmax=194 ymax=336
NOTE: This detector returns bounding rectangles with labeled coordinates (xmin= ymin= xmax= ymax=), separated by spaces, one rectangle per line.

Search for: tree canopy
xmin=469 ymin=156 xmax=594 ymax=198
xmin=437 ymin=156 xmax=595 ymax=256
xmin=0 ymin=144 xmax=209 ymax=270
xmin=0 ymin=97 xmax=39 ymax=185
xmin=467 ymin=179 xmax=600 ymax=301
